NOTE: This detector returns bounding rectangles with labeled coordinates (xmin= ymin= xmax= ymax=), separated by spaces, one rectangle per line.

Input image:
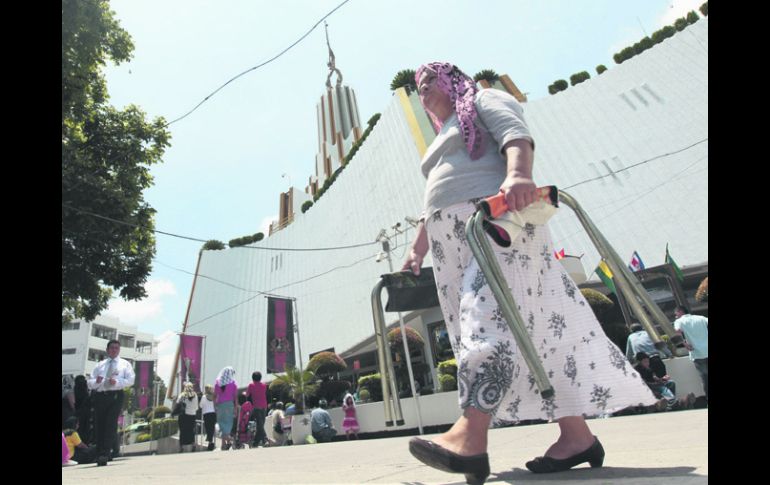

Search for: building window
xmin=88 ymin=348 xmax=107 ymax=362
xmin=91 ymin=324 xmax=117 ymax=341
xmin=62 ymin=348 xmax=77 ymax=355
xmin=136 ymin=341 xmax=154 ymax=354
xmin=118 ymin=334 xmax=135 ymax=349
xmin=62 ymin=321 xmax=80 ymax=331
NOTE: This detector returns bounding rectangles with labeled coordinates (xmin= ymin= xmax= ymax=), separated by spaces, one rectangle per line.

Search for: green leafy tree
xmin=62 ymin=0 xmax=171 ymax=323
xmin=687 ymin=11 xmax=700 ymax=24
xmin=307 ymin=351 xmax=347 ymax=377
xmin=390 ymin=69 xmax=417 ymax=92
xmin=674 ymin=17 xmax=689 ymax=31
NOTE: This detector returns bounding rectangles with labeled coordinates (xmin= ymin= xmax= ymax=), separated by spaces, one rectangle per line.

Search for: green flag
xmin=665 ymin=244 xmax=684 ymax=282
xmin=595 ymin=260 xmax=616 ymax=294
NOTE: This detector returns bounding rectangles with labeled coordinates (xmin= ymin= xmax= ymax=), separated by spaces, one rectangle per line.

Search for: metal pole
xmin=292 ymin=298 xmax=307 ymax=413
xmin=382 ymin=238 xmax=424 ymax=435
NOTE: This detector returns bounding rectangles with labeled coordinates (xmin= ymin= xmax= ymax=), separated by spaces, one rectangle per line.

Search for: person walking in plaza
xmin=310 ymin=399 xmax=337 ymax=443
xmin=341 ymin=393 xmax=360 ymax=440
xmin=214 ymin=366 xmax=237 ymax=451
xmin=625 ymin=323 xmax=672 ymax=378
xmin=247 ymin=371 xmax=269 ymax=447
xmin=200 ymin=384 xmax=217 ymax=451
xmin=403 ymin=62 xmax=657 ymax=483
xmin=88 ymin=339 xmax=135 ymax=466
xmin=674 ymin=305 xmax=708 ymax=402
xmin=176 ymin=382 xmax=199 ymax=452
xmin=74 ymin=375 xmax=93 ymax=445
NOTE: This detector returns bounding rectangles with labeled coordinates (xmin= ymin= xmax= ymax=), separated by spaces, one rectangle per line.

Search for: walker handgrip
xmin=479 ymin=186 xmax=559 ymax=219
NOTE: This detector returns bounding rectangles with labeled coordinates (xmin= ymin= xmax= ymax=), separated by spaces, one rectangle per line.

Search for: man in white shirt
xmin=88 ymin=339 xmax=135 ymax=466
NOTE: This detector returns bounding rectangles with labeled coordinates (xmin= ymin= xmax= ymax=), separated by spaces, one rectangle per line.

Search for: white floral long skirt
xmin=425 ymin=201 xmax=657 ymax=425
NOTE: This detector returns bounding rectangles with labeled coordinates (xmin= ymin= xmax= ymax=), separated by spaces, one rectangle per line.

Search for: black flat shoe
xmin=409 ymin=437 xmax=490 ymax=485
xmin=526 ymin=436 xmax=604 ymax=473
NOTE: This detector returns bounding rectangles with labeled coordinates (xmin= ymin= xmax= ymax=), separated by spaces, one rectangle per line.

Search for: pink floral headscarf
xmin=415 ymin=62 xmax=484 ymax=160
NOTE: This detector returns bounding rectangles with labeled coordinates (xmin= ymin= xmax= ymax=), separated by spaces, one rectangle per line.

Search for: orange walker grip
xmin=479 ymin=186 xmax=559 ymax=219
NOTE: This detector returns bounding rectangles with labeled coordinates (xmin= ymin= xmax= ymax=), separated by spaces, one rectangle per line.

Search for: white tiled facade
xmin=61 ymin=314 xmax=159 ymax=377
xmin=186 ymin=20 xmax=707 ymax=387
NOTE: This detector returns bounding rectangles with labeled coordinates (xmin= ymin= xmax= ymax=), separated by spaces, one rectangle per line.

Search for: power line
xmin=561 ymin=138 xmax=707 ymax=191
xmin=62 ymin=202 xmax=378 ymax=252
xmin=165 ymin=0 xmax=353 ymax=127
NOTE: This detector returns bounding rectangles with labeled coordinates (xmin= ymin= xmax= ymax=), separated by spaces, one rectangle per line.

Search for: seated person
xmin=310 ymin=399 xmax=337 ymax=443
xmin=634 ymin=352 xmax=694 ymax=411
xmin=63 ymin=416 xmax=97 ymax=464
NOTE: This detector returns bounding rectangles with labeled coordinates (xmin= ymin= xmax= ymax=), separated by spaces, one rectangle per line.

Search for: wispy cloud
xmin=105 ymin=279 xmax=177 ymax=324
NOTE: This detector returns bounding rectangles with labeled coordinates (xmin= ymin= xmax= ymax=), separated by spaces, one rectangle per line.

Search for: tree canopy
xmin=62 ymin=0 xmax=171 ymax=323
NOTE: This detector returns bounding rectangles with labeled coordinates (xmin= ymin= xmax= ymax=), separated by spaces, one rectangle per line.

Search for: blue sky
xmin=99 ymin=0 xmax=706 ymax=382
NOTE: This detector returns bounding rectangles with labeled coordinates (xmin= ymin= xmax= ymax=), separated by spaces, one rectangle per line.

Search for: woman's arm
xmin=499 ymin=138 xmax=537 ymax=212
xmin=402 ymin=222 xmax=429 ymax=276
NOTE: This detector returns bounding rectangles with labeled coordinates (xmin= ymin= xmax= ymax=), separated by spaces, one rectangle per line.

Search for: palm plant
xmin=390 ymin=69 xmax=417 ymax=92
xmin=270 ymin=366 xmax=318 ymax=412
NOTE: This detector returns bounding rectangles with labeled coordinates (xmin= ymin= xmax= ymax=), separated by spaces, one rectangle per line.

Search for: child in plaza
xmin=341 ymin=393 xmax=360 ymax=440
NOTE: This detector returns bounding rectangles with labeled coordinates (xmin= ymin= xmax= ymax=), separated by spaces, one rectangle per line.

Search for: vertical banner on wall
xmin=267 ymin=297 xmax=295 ymax=373
xmin=134 ymin=361 xmax=154 ymax=411
xmin=179 ymin=334 xmax=204 ymax=393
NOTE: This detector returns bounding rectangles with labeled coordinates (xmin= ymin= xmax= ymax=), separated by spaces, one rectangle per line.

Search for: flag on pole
xmin=554 ymin=248 xmax=565 ymax=260
xmin=133 ymin=361 xmax=154 ymax=411
xmin=628 ymin=251 xmax=645 ymax=272
xmin=267 ymin=297 xmax=296 ymax=373
xmin=180 ymin=334 xmax=204 ymax=393
xmin=595 ymin=260 xmax=616 ymax=294
xmin=665 ymin=244 xmax=684 ymax=282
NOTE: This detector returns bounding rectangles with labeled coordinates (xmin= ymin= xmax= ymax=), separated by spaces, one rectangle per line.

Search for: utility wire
xmin=62 ymin=203 xmax=378 ymax=252
xmin=165 ymin=0 xmax=352 ymax=127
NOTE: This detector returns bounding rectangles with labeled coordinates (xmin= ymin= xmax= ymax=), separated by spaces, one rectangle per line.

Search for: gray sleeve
xmin=475 ymin=89 xmax=534 ymax=154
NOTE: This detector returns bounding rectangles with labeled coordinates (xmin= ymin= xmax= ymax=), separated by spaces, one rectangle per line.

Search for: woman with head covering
xmin=268 ymin=401 xmax=289 ymax=446
xmin=199 ymin=384 xmax=217 ymax=451
xmin=214 ymin=366 xmax=237 ymax=450
xmin=73 ymin=375 xmax=93 ymax=445
xmin=341 ymin=393 xmax=360 ymax=440
xmin=176 ymin=381 xmax=199 ymax=452
xmin=403 ymin=62 xmax=657 ymax=483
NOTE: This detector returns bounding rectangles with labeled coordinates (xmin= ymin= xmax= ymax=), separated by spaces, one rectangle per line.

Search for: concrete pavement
xmin=62 ymin=408 xmax=707 ymax=484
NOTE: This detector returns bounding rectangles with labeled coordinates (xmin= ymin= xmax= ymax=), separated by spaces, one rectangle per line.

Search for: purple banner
xmin=134 ymin=361 xmax=154 ymax=411
xmin=267 ymin=297 xmax=295 ymax=373
xmin=180 ymin=334 xmax=204 ymax=393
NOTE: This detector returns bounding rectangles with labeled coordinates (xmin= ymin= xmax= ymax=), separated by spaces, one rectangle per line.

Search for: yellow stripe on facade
xmin=396 ymin=87 xmax=428 ymax=157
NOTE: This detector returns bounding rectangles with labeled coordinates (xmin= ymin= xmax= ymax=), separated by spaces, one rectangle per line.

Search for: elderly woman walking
xmin=214 ymin=367 xmax=238 ymax=451
xmin=403 ymin=62 xmax=657 ymax=484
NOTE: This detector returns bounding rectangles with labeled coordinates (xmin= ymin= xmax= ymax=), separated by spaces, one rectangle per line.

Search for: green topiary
xmin=439 ymin=374 xmax=457 ymax=392
xmin=357 ymin=373 xmax=382 ymax=401
xmin=569 ymin=71 xmax=591 ymax=86
xmin=301 ymin=200 xmax=313 ymax=213
xmin=473 ymin=69 xmax=500 ymax=83
xmin=596 ymin=65 xmax=607 ymax=75
xmin=136 ymin=433 xmax=152 ymax=443
xmin=307 ymin=351 xmax=347 ymax=376
xmin=202 ymin=240 xmax=226 ymax=251
xmin=390 ymin=69 xmax=417 ymax=92
xmin=358 ymin=388 xmax=370 ymax=401
xmin=387 ymin=327 xmax=425 ymax=349
xmin=686 ymin=10 xmax=700 ymax=24
xmin=437 ymin=358 xmax=457 ymax=379
xmin=581 ymin=288 xmax=614 ymax=320
xmin=700 ymin=2 xmax=708 ymax=16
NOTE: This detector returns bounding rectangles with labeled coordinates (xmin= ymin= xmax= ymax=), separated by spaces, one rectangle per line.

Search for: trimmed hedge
xmin=439 ymin=374 xmax=457 ymax=392
xmin=596 ymin=65 xmax=607 ymax=75
xmin=307 ymin=351 xmax=347 ymax=375
xmin=569 ymin=71 xmax=591 ymax=86
xmin=301 ymin=200 xmax=313 ymax=213
xmin=357 ymin=373 xmax=383 ymax=402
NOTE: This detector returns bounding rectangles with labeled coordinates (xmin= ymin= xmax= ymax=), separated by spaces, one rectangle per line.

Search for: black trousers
xmin=203 ymin=412 xmax=217 ymax=443
xmin=92 ymin=391 xmax=124 ymax=457
xmin=250 ymin=408 xmax=267 ymax=444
